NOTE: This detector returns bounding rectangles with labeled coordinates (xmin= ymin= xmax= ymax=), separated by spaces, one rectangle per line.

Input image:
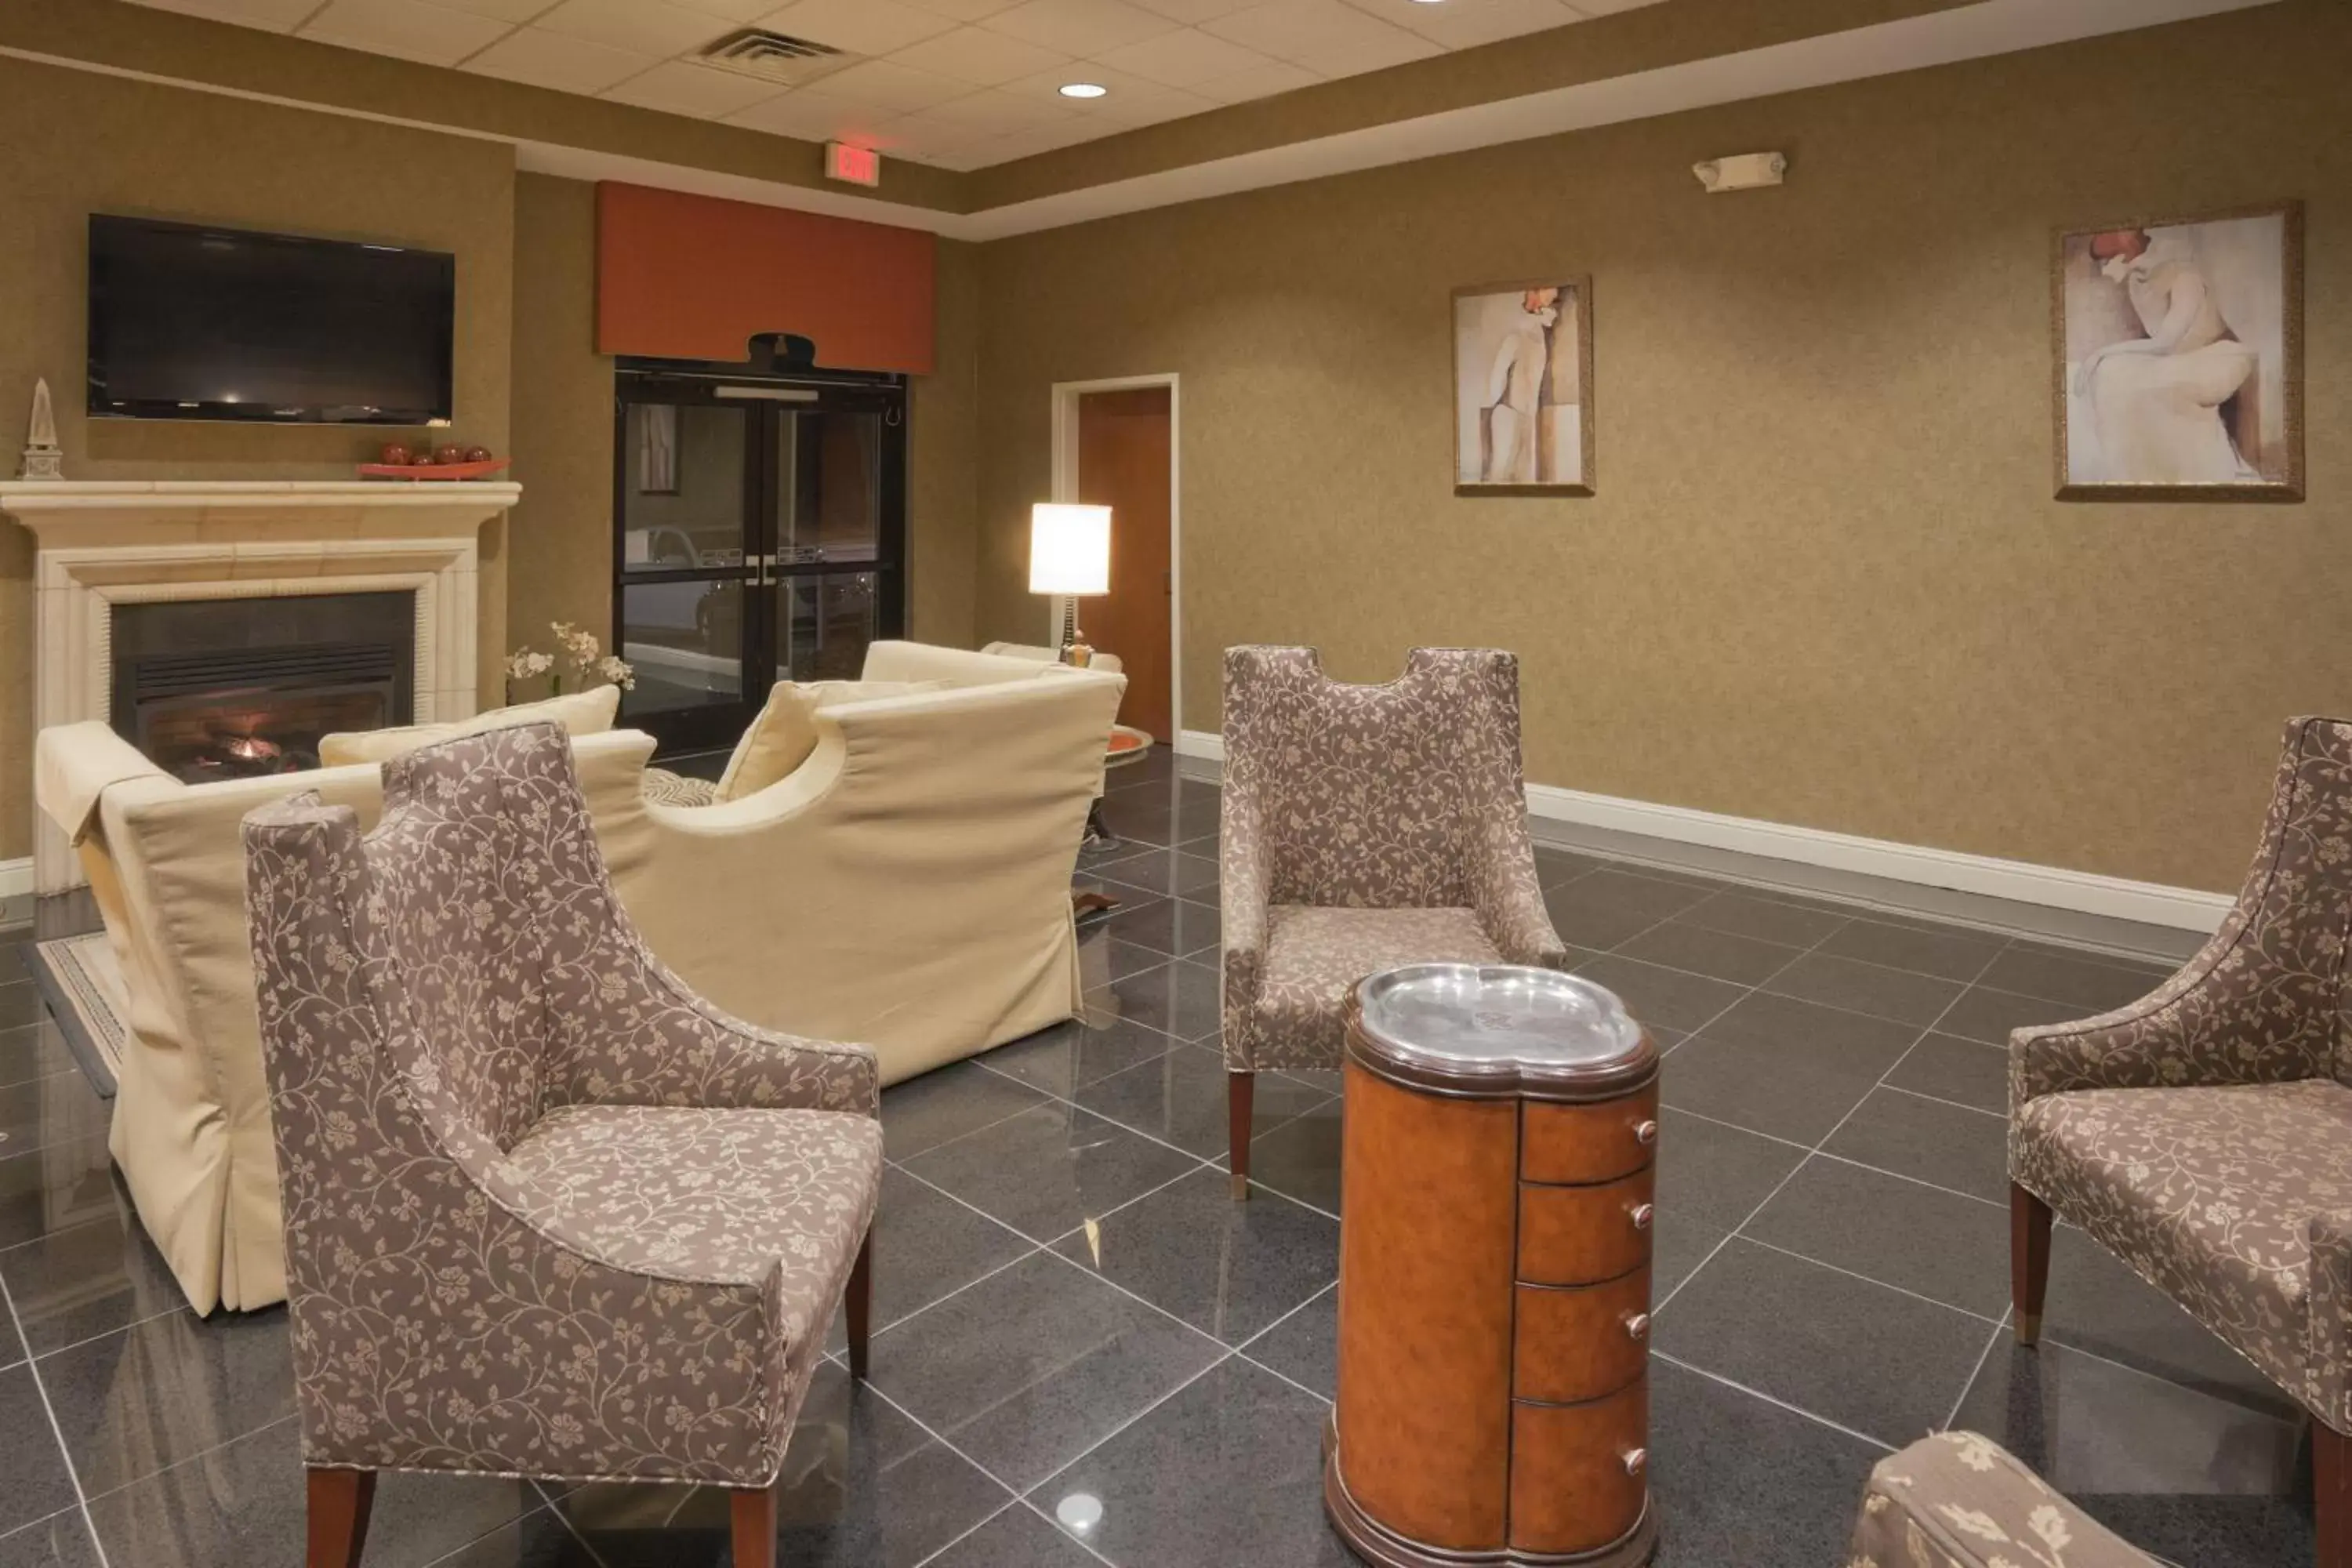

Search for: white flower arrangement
xmin=504 ymin=620 xmax=635 ymax=702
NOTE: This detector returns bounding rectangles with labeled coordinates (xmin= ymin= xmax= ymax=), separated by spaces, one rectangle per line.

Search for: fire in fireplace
xmin=110 ymin=593 xmax=416 ymax=782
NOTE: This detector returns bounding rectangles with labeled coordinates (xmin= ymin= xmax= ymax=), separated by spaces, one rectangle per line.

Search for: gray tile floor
xmin=0 ymin=751 xmax=2321 ymax=1566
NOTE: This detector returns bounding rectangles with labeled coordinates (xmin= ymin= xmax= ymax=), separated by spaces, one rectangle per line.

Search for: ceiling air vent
xmin=699 ymin=29 xmax=855 ymax=89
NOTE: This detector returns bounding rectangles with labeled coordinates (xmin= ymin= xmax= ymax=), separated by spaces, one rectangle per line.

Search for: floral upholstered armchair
xmin=2009 ymin=716 xmax=2352 ymax=1566
xmin=1220 ymin=646 xmax=1566 ymax=1195
xmin=242 ymin=722 xmax=882 ymax=1568
xmin=1848 ymin=1431 xmax=2156 ymax=1566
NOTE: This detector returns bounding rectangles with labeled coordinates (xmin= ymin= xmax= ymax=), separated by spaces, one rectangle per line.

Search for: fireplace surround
xmin=0 ymin=479 xmax=520 ymax=892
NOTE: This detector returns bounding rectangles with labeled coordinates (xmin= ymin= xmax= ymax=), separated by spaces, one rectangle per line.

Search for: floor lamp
xmin=1030 ymin=502 xmax=1122 ymax=887
xmin=1029 ymin=503 xmax=1112 ymax=666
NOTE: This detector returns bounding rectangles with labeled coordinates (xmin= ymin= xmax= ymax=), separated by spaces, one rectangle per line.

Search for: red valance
xmin=595 ymin=182 xmax=935 ymax=374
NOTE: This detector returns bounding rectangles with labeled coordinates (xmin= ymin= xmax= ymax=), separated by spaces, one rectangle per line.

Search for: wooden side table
xmin=1325 ymin=964 xmax=1661 ymax=1568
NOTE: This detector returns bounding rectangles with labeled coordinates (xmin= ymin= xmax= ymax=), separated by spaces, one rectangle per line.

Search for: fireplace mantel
xmin=3 ymin=478 xmax=521 ymax=892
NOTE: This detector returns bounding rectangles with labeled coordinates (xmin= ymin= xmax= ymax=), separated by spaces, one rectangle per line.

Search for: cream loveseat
xmin=34 ymin=641 xmax=1122 ymax=1312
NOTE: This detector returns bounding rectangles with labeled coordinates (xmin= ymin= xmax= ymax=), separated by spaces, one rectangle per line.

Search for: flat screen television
xmin=87 ymin=215 xmax=455 ymax=426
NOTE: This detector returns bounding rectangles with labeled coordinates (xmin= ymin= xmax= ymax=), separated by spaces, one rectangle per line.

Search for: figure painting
xmin=2056 ymin=202 xmax=2303 ymax=499
xmin=1454 ymin=278 xmax=1594 ymax=495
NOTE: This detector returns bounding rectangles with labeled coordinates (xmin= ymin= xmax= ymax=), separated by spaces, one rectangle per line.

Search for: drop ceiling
xmin=126 ymin=0 xmax=1668 ymax=170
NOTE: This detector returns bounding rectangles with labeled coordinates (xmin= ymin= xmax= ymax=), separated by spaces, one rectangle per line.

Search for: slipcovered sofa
xmin=34 ymin=641 xmax=1122 ymax=1312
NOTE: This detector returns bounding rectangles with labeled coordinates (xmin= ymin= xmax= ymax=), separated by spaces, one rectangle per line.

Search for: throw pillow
xmin=711 ymin=679 xmax=942 ymax=802
xmin=318 ymin=684 xmax=622 ymax=767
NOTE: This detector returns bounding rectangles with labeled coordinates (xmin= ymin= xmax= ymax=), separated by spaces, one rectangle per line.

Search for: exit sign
xmin=825 ymin=142 xmax=882 ymax=187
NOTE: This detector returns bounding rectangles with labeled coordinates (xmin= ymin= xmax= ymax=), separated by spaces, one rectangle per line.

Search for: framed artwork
xmin=2054 ymin=201 xmax=2303 ymax=501
xmin=1454 ymin=276 xmax=1594 ymax=495
xmin=637 ymin=402 xmax=679 ymax=495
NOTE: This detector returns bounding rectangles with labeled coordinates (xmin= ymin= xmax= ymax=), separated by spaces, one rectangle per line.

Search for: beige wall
xmin=975 ymin=1 xmax=2352 ymax=894
xmin=0 ymin=57 xmax=515 ymax=859
xmin=506 ymin=174 xmax=615 ymax=678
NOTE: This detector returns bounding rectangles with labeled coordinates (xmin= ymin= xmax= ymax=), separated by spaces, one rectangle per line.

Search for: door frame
xmin=1049 ymin=372 xmax=1181 ymax=742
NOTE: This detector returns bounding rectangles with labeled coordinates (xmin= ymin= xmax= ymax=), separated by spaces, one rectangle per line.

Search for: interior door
xmin=1076 ymin=387 xmax=1173 ymax=741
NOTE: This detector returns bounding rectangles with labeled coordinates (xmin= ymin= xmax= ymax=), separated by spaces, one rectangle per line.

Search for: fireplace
xmin=111 ymin=593 xmax=416 ymax=781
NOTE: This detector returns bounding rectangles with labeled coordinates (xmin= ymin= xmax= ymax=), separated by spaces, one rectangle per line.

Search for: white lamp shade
xmin=1029 ymin=503 xmax=1112 ymax=597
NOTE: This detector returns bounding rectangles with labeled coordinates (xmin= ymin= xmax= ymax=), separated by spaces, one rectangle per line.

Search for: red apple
xmin=464 ymin=445 xmax=492 ymax=463
xmin=434 ymin=444 xmax=467 ymax=466
xmin=379 ymin=443 xmax=414 ymax=466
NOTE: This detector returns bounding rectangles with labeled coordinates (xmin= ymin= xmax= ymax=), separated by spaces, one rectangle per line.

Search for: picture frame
xmin=2052 ymin=200 xmax=2303 ymax=502
xmin=1452 ymin=275 xmax=1595 ymax=497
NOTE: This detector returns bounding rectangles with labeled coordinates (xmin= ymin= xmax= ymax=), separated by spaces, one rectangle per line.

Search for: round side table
xmin=1325 ymin=964 xmax=1661 ymax=1568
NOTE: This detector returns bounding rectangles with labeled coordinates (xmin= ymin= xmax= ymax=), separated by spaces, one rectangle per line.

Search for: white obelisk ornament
xmin=20 ymin=377 xmax=64 ymax=481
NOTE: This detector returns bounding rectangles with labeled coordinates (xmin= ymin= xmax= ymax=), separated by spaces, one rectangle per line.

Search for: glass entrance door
xmin=612 ymin=371 xmax=906 ymax=753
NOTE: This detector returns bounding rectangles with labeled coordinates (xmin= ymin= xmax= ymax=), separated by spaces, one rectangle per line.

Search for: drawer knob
xmin=1622 ymin=1448 xmax=1648 ymax=1479
xmin=1629 ymin=1202 xmax=1654 ymax=1232
xmin=1624 ymin=1312 xmax=1651 ymax=1342
xmin=1633 ymin=1119 xmax=1659 ymax=1147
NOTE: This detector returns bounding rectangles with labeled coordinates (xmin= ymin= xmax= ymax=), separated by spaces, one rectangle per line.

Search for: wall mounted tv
xmin=87 ymin=215 xmax=455 ymax=426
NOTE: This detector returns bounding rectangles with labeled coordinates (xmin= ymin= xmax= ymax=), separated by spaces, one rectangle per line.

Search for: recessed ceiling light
xmin=1058 ymin=82 xmax=1108 ymax=98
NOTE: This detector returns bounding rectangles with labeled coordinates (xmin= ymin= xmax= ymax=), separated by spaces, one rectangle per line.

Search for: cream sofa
xmin=34 ymin=641 xmax=1123 ymax=1312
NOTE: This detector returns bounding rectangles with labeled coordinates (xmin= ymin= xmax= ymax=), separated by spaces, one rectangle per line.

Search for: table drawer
xmin=1517 ymin=1167 xmax=1653 ymax=1286
xmin=1513 ymin=1267 xmax=1651 ymax=1404
xmin=1521 ymin=1083 xmax=1659 ymax=1186
xmin=1508 ymin=1377 xmax=1650 ymax=1555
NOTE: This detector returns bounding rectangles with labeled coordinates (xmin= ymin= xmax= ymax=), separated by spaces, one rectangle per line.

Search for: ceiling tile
xmin=1563 ymin=0 xmax=1671 ymax=13
xmin=1289 ymin=26 xmax=1439 ymax=72
xmin=1344 ymin=0 xmax=1581 ymax=48
xmin=980 ymin=0 xmax=1184 ymax=56
xmin=673 ymin=0 xmax=777 ymax=20
xmin=601 ymin=58 xmax=790 ymax=115
xmin=756 ymin=0 xmax=959 ymax=56
xmin=1090 ymin=26 xmax=1271 ymax=89
xmin=299 ymin=0 xmax=514 ymax=65
xmin=1127 ymin=0 xmax=1263 ymax=21
xmin=1187 ymin=56 xmax=1320 ymax=101
xmin=533 ymin=0 xmax=735 ymax=56
xmin=127 ymin=0 xmax=325 ymax=30
xmin=898 ymin=0 xmax=1024 ymax=20
xmin=804 ymin=57 xmax=975 ymax=111
xmin=903 ymin=86 xmax=1073 ymax=133
xmin=981 ymin=115 xmax=1109 ymax=161
xmin=722 ymin=88 xmax=894 ymax=140
xmin=1198 ymin=0 xmax=1419 ymax=64
xmin=425 ymin=0 xmax=557 ymax=21
xmin=1001 ymin=62 xmax=1210 ymax=125
xmin=883 ymin=25 xmax=1072 ymax=86
xmin=463 ymin=26 xmax=652 ymax=90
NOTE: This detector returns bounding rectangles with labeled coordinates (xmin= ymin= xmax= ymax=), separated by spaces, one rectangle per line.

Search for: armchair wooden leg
xmin=846 ymin=1225 xmax=873 ymax=1381
xmin=305 ymin=1467 xmax=376 ymax=1568
xmin=2011 ymin=1182 xmax=2052 ymax=1346
xmin=1229 ymin=1071 xmax=1254 ymax=1200
xmin=2320 ymin=1422 xmax=2352 ymax=1568
xmin=730 ymin=1484 xmax=778 ymax=1568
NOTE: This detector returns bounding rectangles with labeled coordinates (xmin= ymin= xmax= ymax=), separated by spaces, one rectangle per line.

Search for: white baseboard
xmin=1175 ymin=729 xmax=1225 ymax=764
xmin=0 ymin=857 xmax=31 ymax=900
xmin=1175 ymin=728 xmax=2230 ymax=935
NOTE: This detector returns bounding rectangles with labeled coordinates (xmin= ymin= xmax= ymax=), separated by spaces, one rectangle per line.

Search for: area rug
xmin=27 ymin=931 xmax=125 ymax=1097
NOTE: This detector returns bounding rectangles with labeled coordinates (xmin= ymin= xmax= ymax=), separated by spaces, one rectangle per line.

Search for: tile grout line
xmin=1655 ymin=935 xmax=2005 ymax=1319
xmin=1805 ymin=1151 xmax=2007 ymax=1212
xmin=902 ymin=1055 xmax=1220 ymax=1178
xmin=1877 ymin=1082 xmax=2008 ymax=1120
xmin=0 ymin=1266 xmax=111 ymax=1568
xmin=1943 ymin=1308 xmax=2014 ymax=1434
xmin=1649 ymin=1351 xmax=1895 ymax=1455
xmin=1735 ymin=1236 xmax=2006 ymax=1327
xmin=851 ymin=1374 xmax=1127 ymax=1568
xmin=906 ymin=1496 xmax=1025 ymax=1568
